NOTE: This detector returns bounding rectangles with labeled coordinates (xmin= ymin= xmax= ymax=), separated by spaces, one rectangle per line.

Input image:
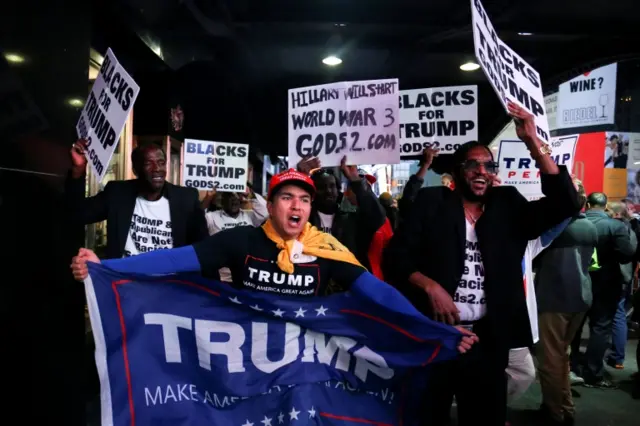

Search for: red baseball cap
xmin=268 ymin=169 xmax=316 ymax=200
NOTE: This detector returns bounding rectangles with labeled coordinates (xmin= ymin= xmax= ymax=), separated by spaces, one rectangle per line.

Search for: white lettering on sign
xmin=182 ymin=139 xmax=249 ymax=193
xmin=76 ymin=48 xmax=140 ymax=181
xmin=247 ymin=267 xmax=314 ymax=287
xmin=144 ymin=313 xmax=394 ymax=383
xmin=287 ymin=79 xmax=400 ymax=168
xmin=497 ymin=135 xmax=579 ymax=200
xmin=399 ymin=85 xmax=478 ymax=156
xmin=470 ymin=0 xmax=550 ymax=143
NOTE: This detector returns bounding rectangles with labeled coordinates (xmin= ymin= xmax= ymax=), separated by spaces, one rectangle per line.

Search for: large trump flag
xmin=85 ymin=263 xmax=462 ymax=426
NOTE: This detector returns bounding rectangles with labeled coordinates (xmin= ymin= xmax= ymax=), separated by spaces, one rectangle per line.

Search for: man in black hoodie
xmin=580 ymin=192 xmax=636 ymax=388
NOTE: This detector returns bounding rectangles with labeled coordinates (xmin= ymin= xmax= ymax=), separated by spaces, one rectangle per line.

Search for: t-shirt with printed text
xmin=317 ymin=212 xmax=335 ymax=234
xmin=193 ymin=226 xmax=365 ymax=297
xmin=123 ymin=196 xmax=173 ymax=257
xmin=453 ymin=219 xmax=487 ymax=321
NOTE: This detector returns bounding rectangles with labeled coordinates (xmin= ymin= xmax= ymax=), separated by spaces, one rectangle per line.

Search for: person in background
xmin=605 ymin=201 xmax=637 ymax=369
xmin=66 ymin=140 xmax=208 ymax=258
xmin=384 ymin=103 xmax=580 ymax=426
xmin=397 ymin=147 xmax=439 ymax=223
xmin=534 ymin=179 xmax=597 ymax=425
xmin=205 ymin=187 xmax=267 ymax=235
xmin=202 ymin=186 xmax=268 ymax=282
xmin=573 ymin=192 xmax=636 ymax=388
xmin=441 ymin=173 xmax=454 ymax=190
xmin=378 ymin=192 xmax=398 ymax=230
xmin=298 ymin=156 xmax=386 ymax=271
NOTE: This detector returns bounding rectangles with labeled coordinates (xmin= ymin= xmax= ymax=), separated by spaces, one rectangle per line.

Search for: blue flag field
xmin=85 ymin=263 xmax=463 ymax=426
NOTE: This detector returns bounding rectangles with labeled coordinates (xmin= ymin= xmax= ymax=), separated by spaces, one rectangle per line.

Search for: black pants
xmin=418 ymin=319 xmax=509 ymax=426
xmin=583 ymin=294 xmax=619 ymax=381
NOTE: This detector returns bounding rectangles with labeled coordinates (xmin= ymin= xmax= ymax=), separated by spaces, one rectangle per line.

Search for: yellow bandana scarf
xmin=261 ymin=219 xmax=363 ymax=274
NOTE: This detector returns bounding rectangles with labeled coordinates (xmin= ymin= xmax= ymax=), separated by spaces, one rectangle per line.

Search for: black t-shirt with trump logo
xmin=193 ymin=226 xmax=366 ymax=297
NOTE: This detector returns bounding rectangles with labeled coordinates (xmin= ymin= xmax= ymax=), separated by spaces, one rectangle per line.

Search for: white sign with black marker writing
xmin=497 ymin=135 xmax=578 ymax=200
xmin=470 ymin=0 xmax=550 ymax=143
xmin=76 ymin=48 xmax=140 ymax=181
xmin=556 ymin=62 xmax=617 ymax=129
xmin=287 ymin=78 xmax=400 ymax=168
xmin=399 ymin=85 xmax=478 ymax=157
xmin=182 ymin=139 xmax=249 ymax=193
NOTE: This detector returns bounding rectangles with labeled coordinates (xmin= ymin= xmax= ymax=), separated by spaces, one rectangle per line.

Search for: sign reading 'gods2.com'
xmin=287 ymin=79 xmax=400 ymax=167
xmin=399 ymin=85 xmax=478 ymax=157
xmin=182 ymin=139 xmax=249 ymax=192
xmin=76 ymin=48 xmax=140 ymax=181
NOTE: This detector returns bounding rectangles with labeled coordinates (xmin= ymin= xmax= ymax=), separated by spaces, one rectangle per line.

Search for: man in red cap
xmin=71 ymin=168 xmax=370 ymax=297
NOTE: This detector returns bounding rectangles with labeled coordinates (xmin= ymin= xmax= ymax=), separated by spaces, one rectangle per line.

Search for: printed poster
xmin=399 ymin=85 xmax=478 ymax=157
xmin=287 ymin=79 xmax=400 ymax=168
xmin=182 ymin=139 xmax=249 ymax=192
xmin=556 ymin=63 xmax=617 ymax=129
xmin=497 ymin=135 xmax=578 ymax=200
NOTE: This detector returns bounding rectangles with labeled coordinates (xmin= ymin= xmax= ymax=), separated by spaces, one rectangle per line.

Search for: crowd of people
xmin=69 ymin=103 xmax=639 ymax=425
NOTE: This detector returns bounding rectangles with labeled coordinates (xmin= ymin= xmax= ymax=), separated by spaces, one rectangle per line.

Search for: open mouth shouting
xmin=288 ymin=215 xmax=302 ymax=228
xmin=471 ymin=178 xmax=488 ymax=192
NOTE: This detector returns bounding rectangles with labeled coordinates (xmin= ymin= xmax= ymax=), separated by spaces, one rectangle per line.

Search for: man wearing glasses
xmin=384 ymin=102 xmax=580 ymax=426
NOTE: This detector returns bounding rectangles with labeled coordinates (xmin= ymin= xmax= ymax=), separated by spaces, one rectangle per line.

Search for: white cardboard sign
xmin=287 ymin=79 xmax=400 ymax=168
xmin=182 ymin=139 xmax=249 ymax=193
xmin=471 ymin=0 xmax=550 ymax=143
xmin=76 ymin=48 xmax=140 ymax=181
xmin=399 ymin=85 xmax=478 ymax=156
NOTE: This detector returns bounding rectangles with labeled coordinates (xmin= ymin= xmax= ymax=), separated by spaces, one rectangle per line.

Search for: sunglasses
xmin=461 ymin=160 xmax=499 ymax=174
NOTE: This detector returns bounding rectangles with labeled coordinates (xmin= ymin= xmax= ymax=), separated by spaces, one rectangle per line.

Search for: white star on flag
xmin=272 ymin=308 xmax=285 ymax=317
xmin=260 ymin=416 xmax=272 ymax=426
xmin=308 ymin=407 xmax=316 ymax=418
xmin=289 ymin=407 xmax=300 ymax=420
xmin=315 ymin=305 xmax=328 ymax=316
xmin=241 ymin=420 xmax=254 ymax=426
xmin=250 ymin=304 xmax=263 ymax=311
xmin=294 ymin=307 xmax=307 ymax=318
xmin=277 ymin=412 xmax=285 ymax=424
xmin=229 ymin=296 xmax=242 ymax=304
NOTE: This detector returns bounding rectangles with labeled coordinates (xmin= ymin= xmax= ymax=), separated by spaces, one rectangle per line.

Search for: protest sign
xmin=76 ymin=48 xmax=140 ymax=181
xmin=470 ymin=0 xmax=550 ymax=143
xmin=399 ymin=85 xmax=478 ymax=157
xmin=182 ymin=139 xmax=249 ymax=192
xmin=287 ymin=79 xmax=400 ymax=168
xmin=497 ymin=135 xmax=578 ymax=200
xmin=85 ymin=263 xmax=461 ymax=426
xmin=545 ymin=92 xmax=558 ymax=132
xmin=556 ymin=63 xmax=617 ymax=129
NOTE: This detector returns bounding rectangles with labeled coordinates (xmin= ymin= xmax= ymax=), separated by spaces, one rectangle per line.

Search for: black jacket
xmin=383 ymin=167 xmax=580 ymax=349
xmin=535 ymin=214 xmax=598 ymax=313
xmin=65 ymin=175 xmax=208 ymax=259
xmin=309 ymin=179 xmax=385 ymax=270
xmin=585 ymin=210 xmax=636 ymax=298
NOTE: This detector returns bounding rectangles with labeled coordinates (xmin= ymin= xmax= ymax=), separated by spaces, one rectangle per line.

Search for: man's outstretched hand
xmin=71 ymin=248 xmax=101 ymax=281
xmin=454 ymin=326 xmax=479 ymax=354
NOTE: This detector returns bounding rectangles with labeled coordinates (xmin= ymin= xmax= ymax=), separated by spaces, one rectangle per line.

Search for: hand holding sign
xmin=422 ymin=147 xmax=440 ymax=169
xmin=70 ymin=139 xmax=89 ymax=178
xmin=508 ymin=101 xmax=537 ymax=144
xmin=297 ymin=156 xmax=321 ymax=175
xmin=340 ymin=156 xmax=360 ymax=183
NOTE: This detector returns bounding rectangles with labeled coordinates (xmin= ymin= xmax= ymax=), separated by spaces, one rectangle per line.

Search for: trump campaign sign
xmin=497 ymin=135 xmax=578 ymax=200
xmin=85 ymin=263 xmax=462 ymax=426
